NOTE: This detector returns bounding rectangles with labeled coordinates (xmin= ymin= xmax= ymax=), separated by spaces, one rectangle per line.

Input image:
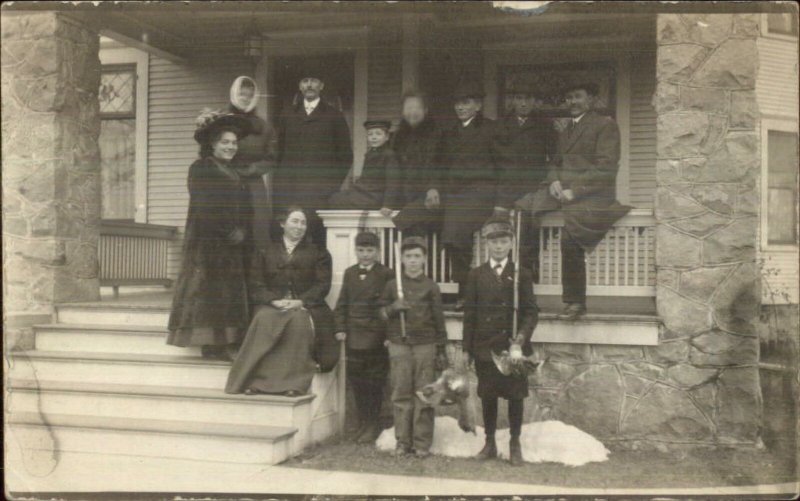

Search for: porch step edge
xmin=444 ymin=310 xmax=660 ymax=324
xmin=7 ymin=411 xmax=297 ymax=441
xmin=9 ymin=350 xmax=228 ymax=367
xmin=8 ymin=379 xmax=316 ymax=406
xmin=34 ymin=323 xmax=168 ymax=335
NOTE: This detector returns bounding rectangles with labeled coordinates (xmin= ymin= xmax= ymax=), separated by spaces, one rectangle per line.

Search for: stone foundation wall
xmin=2 ymin=12 xmax=101 ymax=350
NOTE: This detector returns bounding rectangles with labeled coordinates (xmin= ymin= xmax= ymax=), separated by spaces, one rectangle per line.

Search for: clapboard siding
xmin=147 ymin=54 xmax=252 ymax=229
xmin=757 ymin=37 xmax=799 ymax=119
xmin=628 ymin=52 xmax=657 ymax=209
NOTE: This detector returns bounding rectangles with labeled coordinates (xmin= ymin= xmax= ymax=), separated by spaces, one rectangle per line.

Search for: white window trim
xmin=99 ymin=46 xmax=149 ymax=224
xmin=760 ymin=12 xmax=799 ymax=42
xmin=760 ymin=117 xmax=799 ymax=253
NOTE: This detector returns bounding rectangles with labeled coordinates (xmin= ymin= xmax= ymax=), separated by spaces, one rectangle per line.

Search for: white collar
xmin=573 ymin=112 xmax=588 ymax=124
xmin=359 ymin=263 xmax=375 ymax=271
xmin=461 ymin=116 xmax=476 ymax=128
xmin=490 ymin=257 xmax=508 ymax=272
xmin=304 ymin=97 xmax=320 ymax=111
xmin=283 ymin=237 xmax=301 ymax=254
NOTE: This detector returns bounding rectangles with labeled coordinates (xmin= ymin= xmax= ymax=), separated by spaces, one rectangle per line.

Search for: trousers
xmin=388 ymin=342 xmax=436 ymax=451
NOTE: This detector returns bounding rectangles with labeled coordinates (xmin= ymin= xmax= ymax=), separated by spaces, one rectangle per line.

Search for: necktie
xmin=358 ymin=267 xmax=369 ymax=279
xmin=494 ymin=263 xmax=503 ymax=276
xmin=518 ymin=117 xmax=527 ymax=126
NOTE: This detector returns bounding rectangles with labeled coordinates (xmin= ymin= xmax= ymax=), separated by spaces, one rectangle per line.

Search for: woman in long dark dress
xmin=167 ymin=110 xmax=254 ymax=361
xmin=226 ymin=207 xmax=336 ymax=396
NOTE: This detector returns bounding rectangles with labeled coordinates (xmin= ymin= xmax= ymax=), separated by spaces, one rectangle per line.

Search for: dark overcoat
xmin=520 ymin=111 xmax=631 ymax=251
xmin=274 ymin=100 xmax=353 ymax=210
xmin=167 ymin=157 xmax=253 ymax=347
xmin=390 ymin=118 xmax=444 ymax=205
xmin=328 ymin=143 xmax=402 ymax=209
xmin=462 ymin=261 xmax=538 ymax=362
xmin=496 ymin=114 xmax=555 ymax=208
xmin=247 ymin=240 xmax=339 ymax=371
xmin=333 ymin=263 xmax=394 ymax=351
xmin=436 ymin=115 xmax=504 ymax=248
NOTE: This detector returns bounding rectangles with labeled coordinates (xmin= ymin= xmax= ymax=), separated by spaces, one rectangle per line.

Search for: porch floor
xmin=91 ymin=288 xmax=657 ymax=316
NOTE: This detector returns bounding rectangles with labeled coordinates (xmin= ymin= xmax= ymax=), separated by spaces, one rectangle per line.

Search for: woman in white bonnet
xmin=228 ymin=75 xmax=277 ymax=253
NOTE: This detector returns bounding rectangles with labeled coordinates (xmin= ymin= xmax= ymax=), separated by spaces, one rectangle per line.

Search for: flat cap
xmin=481 ymin=216 xmax=514 ymax=239
xmin=563 ymin=81 xmax=600 ymax=97
xmin=363 ymin=120 xmax=391 ymax=130
xmin=400 ymin=236 xmax=428 ymax=253
xmin=355 ymin=231 xmax=380 ymax=248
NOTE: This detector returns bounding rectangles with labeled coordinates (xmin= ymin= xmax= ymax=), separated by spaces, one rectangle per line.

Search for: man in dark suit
xmin=462 ymin=216 xmax=538 ymax=466
xmin=334 ymin=231 xmax=394 ymax=443
xmin=436 ymin=81 xmax=505 ymax=307
xmin=497 ymin=82 xmax=556 ymax=280
xmin=517 ymin=82 xmax=631 ymax=320
xmin=274 ymin=65 xmax=353 ymax=244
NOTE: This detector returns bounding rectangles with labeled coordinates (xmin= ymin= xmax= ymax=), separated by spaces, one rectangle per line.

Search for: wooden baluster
xmin=548 ymin=227 xmax=554 ymax=284
xmin=538 ymin=226 xmax=544 ymax=284
xmin=624 ymin=227 xmax=630 ymax=286
xmin=634 ymin=226 xmax=640 ymax=286
xmin=644 ymin=227 xmax=650 ymax=285
xmin=593 ymin=238 xmax=600 ymax=285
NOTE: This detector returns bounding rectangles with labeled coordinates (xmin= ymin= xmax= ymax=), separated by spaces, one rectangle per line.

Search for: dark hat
xmin=355 ymin=231 xmax=380 ymax=248
xmin=193 ymin=108 xmax=252 ymax=145
xmin=400 ymin=236 xmax=428 ymax=253
xmin=481 ymin=216 xmax=514 ymax=239
xmin=297 ymin=60 xmax=326 ymax=82
xmin=363 ymin=120 xmax=391 ymax=131
xmin=563 ymin=81 xmax=600 ymax=97
xmin=453 ymin=80 xmax=485 ymax=100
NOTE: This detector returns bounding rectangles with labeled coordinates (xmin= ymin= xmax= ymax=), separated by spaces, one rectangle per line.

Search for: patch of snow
xmin=375 ymin=416 xmax=610 ymax=467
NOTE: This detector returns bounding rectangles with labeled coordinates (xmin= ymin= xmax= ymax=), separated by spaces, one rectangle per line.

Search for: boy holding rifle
xmin=380 ymin=236 xmax=448 ymax=458
xmin=463 ymin=215 xmax=538 ymax=466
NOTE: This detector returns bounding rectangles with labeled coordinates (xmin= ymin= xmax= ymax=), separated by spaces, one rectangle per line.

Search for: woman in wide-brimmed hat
xmin=167 ymin=109 xmax=254 ymax=361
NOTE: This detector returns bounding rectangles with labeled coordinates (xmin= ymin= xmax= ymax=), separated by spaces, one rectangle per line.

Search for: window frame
xmin=99 ymin=64 xmax=138 ymax=120
xmin=761 ymin=12 xmax=799 ymax=42
xmin=760 ymin=118 xmax=799 ymax=253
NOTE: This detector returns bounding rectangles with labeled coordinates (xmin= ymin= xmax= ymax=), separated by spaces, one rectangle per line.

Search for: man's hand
xmin=424 ymin=189 xmax=440 ymax=209
xmin=435 ymin=345 xmax=449 ymax=371
xmin=548 ymin=180 xmax=564 ymax=201
xmin=335 ymin=331 xmax=347 ymax=342
xmin=561 ymin=189 xmax=575 ymax=202
xmin=227 ymin=227 xmax=246 ymax=245
xmin=379 ymin=207 xmax=393 ymax=217
xmin=272 ymin=299 xmax=303 ymax=311
xmin=388 ymin=298 xmax=410 ymax=314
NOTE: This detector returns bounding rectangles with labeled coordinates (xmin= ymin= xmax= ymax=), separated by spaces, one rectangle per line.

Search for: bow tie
xmin=358 ymin=267 xmax=370 ymax=277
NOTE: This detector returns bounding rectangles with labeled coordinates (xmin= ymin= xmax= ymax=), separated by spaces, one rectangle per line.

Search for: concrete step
xmin=6 ymin=411 xmax=296 ymax=465
xmin=7 ymin=379 xmax=316 ymax=453
xmin=56 ymin=303 xmax=170 ymax=327
xmin=33 ymin=323 xmax=198 ymax=357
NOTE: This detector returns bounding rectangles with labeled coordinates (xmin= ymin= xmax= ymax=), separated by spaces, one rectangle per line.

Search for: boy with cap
xmin=329 ymin=120 xmax=401 ymax=215
xmin=334 ymin=231 xmax=394 ymax=443
xmin=462 ymin=216 xmax=538 ymax=466
xmin=379 ymin=236 xmax=448 ymax=457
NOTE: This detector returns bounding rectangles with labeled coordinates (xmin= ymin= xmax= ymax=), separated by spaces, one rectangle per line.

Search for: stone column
xmin=653 ymin=13 xmax=762 ymax=445
xmin=2 ymin=12 xmax=101 ymax=350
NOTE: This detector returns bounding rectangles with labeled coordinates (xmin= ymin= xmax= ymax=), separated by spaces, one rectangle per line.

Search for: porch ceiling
xmin=6 ymin=2 xmax=667 ymax=61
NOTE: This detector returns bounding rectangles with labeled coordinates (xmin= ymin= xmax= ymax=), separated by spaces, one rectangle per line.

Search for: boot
xmin=509 ymin=436 xmax=523 ymax=467
xmin=475 ymin=435 xmax=497 ymax=460
xmin=357 ymin=421 xmax=381 ymax=444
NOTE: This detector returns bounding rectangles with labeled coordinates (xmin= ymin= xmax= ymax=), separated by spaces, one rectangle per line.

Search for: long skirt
xmin=225 ymin=306 xmax=316 ymax=394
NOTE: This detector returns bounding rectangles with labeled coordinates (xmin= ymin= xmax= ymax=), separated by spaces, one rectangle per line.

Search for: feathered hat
xmin=193 ymin=107 xmax=252 ymax=145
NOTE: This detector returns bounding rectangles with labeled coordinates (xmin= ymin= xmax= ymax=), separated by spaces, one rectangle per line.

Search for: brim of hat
xmin=194 ymin=114 xmax=253 ymax=144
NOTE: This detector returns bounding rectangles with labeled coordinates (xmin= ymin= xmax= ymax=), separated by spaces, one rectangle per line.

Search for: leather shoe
xmin=393 ymin=444 xmax=411 ymax=457
xmin=509 ymin=436 xmax=523 ymax=466
xmin=475 ymin=436 xmax=497 ymax=460
xmin=560 ymin=303 xmax=586 ymax=321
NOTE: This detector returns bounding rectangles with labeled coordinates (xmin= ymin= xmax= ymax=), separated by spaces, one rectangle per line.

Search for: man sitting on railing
xmin=515 ymin=82 xmax=631 ymax=320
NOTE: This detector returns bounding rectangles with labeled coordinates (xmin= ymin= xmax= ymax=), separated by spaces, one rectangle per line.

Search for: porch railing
xmin=319 ymin=209 xmax=656 ymax=302
xmin=99 ymin=220 xmax=178 ymax=296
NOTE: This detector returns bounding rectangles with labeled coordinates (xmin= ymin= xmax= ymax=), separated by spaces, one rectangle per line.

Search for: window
xmin=99 ymin=65 xmax=137 ymax=220
xmin=766 ymin=130 xmax=799 ymax=246
xmin=767 ymin=12 xmax=799 ymax=37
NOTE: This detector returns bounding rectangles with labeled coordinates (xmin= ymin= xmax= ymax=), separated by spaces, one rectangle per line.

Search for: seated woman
xmin=226 ymin=206 xmax=335 ymax=397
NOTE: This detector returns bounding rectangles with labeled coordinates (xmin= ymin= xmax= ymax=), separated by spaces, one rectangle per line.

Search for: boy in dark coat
xmin=463 ymin=217 xmax=538 ymax=466
xmin=380 ymin=236 xmax=448 ymax=458
xmin=334 ymin=231 xmax=394 ymax=443
xmin=329 ymin=120 xmax=401 ymax=214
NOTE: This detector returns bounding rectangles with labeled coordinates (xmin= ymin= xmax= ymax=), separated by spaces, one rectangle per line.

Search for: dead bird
xmin=416 ymin=368 xmax=476 ymax=434
xmin=492 ymin=342 xmax=547 ymax=379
